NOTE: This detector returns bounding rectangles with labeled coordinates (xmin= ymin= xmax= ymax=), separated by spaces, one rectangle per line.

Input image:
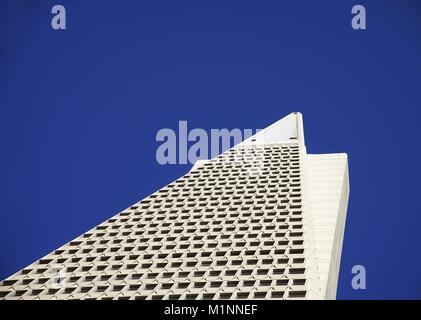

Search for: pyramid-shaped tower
xmin=0 ymin=113 xmax=349 ymax=300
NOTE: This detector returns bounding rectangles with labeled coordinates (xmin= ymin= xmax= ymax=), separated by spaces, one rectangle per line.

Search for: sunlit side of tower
xmin=0 ymin=113 xmax=349 ymax=300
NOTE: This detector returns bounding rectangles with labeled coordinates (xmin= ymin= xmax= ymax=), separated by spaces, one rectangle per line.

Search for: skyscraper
xmin=0 ymin=113 xmax=349 ymax=300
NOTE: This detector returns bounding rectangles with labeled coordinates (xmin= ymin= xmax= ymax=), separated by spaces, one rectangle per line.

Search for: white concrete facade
xmin=0 ymin=113 xmax=349 ymax=300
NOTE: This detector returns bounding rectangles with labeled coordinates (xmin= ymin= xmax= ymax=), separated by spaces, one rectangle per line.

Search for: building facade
xmin=0 ymin=113 xmax=349 ymax=300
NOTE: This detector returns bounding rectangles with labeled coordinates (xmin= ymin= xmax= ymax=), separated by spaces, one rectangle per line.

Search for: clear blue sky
xmin=1 ymin=0 xmax=421 ymax=299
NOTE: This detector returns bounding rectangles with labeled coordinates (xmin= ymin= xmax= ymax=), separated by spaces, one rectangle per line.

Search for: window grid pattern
xmin=0 ymin=144 xmax=315 ymax=300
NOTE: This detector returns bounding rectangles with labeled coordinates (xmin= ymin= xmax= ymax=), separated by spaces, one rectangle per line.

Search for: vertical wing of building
xmin=305 ymin=154 xmax=349 ymax=299
xmin=0 ymin=113 xmax=349 ymax=300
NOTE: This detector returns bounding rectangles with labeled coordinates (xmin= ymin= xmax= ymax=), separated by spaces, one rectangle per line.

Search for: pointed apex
xmin=240 ymin=112 xmax=305 ymax=147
